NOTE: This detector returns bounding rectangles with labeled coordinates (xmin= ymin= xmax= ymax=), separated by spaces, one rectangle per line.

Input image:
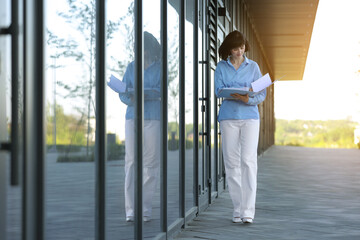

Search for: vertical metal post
xmin=213 ymin=0 xmax=219 ymax=193
xmin=160 ymin=0 xmax=168 ymax=233
xmin=179 ymin=0 xmax=186 ymax=220
xmin=95 ymin=0 xmax=106 ymax=239
xmin=193 ymin=0 xmax=199 ymax=208
xmin=11 ymin=0 xmax=20 ymax=186
xmin=23 ymin=1 xmax=28 ymax=238
xmin=25 ymin=0 xmax=45 ymax=239
xmin=134 ymin=0 xmax=143 ymax=239
xmin=201 ymin=0 xmax=205 ymax=193
xmin=204 ymin=0 xmax=212 ymax=203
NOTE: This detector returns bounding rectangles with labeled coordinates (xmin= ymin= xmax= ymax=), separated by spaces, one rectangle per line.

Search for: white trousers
xmin=124 ymin=119 xmax=160 ymax=218
xmin=220 ymin=119 xmax=260 ymax=219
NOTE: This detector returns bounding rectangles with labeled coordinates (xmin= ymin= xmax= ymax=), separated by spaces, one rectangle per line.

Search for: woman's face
xmin=230 ymin=44 xmax=245 ymax=58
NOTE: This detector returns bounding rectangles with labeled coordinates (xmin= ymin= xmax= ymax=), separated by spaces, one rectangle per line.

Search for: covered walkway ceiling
xmin=245 ymin=0 xmax=319 ymax=80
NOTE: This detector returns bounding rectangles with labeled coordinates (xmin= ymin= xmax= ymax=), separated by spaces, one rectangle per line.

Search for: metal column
xmin=134 ymin=0 xmax=144 ymax=238
xmin=193 ymin=0 xmax=199 ymax=209
xmin=95 ymin=0 xmax=106 ymax=239
xmin=160 ymin=0 xmax=168 ymax=235
xmin=179 ymin=0 xmax=186 ymax=220
xmin=24 ymin=0 xmax=45 ymax=239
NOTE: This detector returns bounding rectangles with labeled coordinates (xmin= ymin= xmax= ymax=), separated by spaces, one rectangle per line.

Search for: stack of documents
xmin=217 ymin=73 xmax=275 ymax=98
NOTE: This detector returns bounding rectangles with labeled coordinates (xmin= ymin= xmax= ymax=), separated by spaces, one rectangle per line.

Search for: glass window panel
xmin=2 ymin=0 xmax=23 ymax=238
xmin=198 ymin=0 xmax=205 ymax=195
xmin=185 ymin=0 xmax=195 ymax=212
xmin=45 ymin=0 xmax=97 ymax=238
xmin=142 ymin=0 xmax=161 ymax=236
xmin=167 ymin=1 xmax=180 ymax=225
xmin=0 ymin=0 xmax=10 ymax=28
xmin=105 ymin=0 xmax=134 ymax=238
xmin=2 ymin=30 xmax=22 ymax=240
xmin=211 ymin=70 xmax=217 ymax=193
xmin=106 ymin=0 xmax=162 ymax=237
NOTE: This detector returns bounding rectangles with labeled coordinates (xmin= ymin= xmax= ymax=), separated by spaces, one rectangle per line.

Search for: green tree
xmin=275 ymin=119 xmax=357 ymax=148
xmin=46 ymin=103 xmax=87 ymax=146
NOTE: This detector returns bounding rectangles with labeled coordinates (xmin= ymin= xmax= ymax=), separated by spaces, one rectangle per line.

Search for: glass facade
xmin=0 ymin=0 xmax=276 ymax=239
xmin=167 ymin=1 xmax=180 ymax=226
xmin=184 ymin=0 xmax=195 ymax=214
xmin=45 ymin=1 xmax=97 ymax=238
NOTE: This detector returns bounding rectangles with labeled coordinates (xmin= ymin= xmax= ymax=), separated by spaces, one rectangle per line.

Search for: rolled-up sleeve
xmin=247 ymin=89 xmax=266 ymax=105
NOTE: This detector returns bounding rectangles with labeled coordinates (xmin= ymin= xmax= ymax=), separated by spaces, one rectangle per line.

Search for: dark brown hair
xmin=218 ymin=30 xmax=250 ymax=60
xmin=144 ymin=31 xmax=161 ymax=62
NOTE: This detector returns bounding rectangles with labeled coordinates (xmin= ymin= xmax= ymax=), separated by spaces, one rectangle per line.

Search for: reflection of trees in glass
xmin=110 ymin=2 xmax=134 ymax=77
xmin=166 ymin=16 xmax=180 ymax=151
xmin=47 ymin=0 xmax=120 ymax=156
xmin=168 ymin=122 xmax=195 ymax=150
xmin=5 ymin=76 xmax=11 ymax=138
xmin=46 ymin=103 xmax=87 ymax=146
xmin=168 ymin=18 xmax=180 ymax=126
xmin=6 ymin=118 xmax=10 ymax=138
xmin=47 ymin=30 xmax=82 ymax=151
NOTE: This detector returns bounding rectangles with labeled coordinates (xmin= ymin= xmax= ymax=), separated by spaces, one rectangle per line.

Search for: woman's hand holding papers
xmin=230 ymin=93 xmax=249 ymax=103
xmin=230 ymin=88 xmax=252 ymax=103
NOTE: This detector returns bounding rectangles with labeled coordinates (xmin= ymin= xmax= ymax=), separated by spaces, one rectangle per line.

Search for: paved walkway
xmin=7 ymin=150 xmax=196 ymax=240
xmin=173 ymin=146 xmax=360 ymax=240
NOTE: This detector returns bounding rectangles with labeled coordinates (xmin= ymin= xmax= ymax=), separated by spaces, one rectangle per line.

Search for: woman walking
xmin=215 ymin=30 xmax=266 ymax=224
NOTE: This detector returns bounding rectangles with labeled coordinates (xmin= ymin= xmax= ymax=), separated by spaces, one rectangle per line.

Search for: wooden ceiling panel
xmin=245 ymin=0 xmax=319 ymax=80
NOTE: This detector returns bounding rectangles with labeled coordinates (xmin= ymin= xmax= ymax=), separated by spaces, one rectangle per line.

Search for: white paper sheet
xmin=251 ymin=73 xmax=272 ymax=92
xmin=107 ymin=74 xmax=126 ymax=93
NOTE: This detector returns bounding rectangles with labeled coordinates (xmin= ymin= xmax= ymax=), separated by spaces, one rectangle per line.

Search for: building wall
xmin=1 ymin=1 xmax=276 ymax=239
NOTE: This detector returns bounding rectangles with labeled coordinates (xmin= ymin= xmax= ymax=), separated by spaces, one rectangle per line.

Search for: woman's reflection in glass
xmin=119 ymin=31 xmax=161 ymax=222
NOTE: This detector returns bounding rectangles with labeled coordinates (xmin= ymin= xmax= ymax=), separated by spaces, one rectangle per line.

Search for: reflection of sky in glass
xmin=45 ymin=0 xmax=195 ymax=140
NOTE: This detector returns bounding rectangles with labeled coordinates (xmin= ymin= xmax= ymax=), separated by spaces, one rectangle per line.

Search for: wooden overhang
xmin=245 ymin=0 xmax=319 ymax=80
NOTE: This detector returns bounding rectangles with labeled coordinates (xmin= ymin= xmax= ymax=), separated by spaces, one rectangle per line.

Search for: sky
xmin=274 ymin=0 xmax=360 ymax=122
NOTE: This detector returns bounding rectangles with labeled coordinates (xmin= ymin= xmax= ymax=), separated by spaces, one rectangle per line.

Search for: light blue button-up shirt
xmin=119 ymin=60 xmax=161 ymax=120
xmin=214 ymin=56 xmax=266 ymax=121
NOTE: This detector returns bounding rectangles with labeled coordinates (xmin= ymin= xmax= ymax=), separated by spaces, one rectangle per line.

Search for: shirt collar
xmin=226 ymin=55 xmax=249 ymax=68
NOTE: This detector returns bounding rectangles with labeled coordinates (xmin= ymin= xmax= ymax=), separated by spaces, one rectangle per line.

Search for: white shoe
xmin=143 ymin=216 xmax=151 ymax=222
xmin=126 ymin=216 xmax=134 ymax=222
xmin=242 ymin=218 xmax=253 ymax=224
xmin=232 ymin=217 xmax=242 ymax=223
